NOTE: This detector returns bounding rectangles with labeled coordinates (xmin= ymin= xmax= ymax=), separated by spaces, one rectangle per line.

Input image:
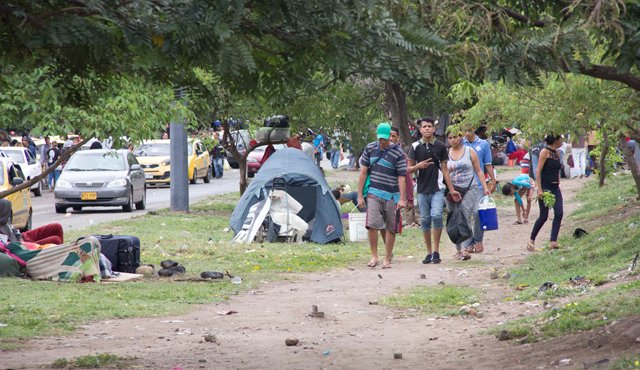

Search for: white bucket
xmin=348 ymin=207 xmax=368 ymax=242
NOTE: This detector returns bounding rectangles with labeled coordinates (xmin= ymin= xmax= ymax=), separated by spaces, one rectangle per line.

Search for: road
xmin=31 ymin=170 xmax=241 ymax=231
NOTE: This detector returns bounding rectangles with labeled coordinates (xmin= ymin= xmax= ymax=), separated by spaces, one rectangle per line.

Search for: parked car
xmin=0 ymin=157 xmax=32 ymax=231
xmin=53 ymin=150 xmax=146 ymax=213
xmin=135 ymin=139 xmax=212 ymax=185
xmin=247 ymin=144 xmax=286 ymax=178
xmin=225 ymin=129 xmax=252 ymax=169
xmin=0 ymin=147 xmax=43 ymax=196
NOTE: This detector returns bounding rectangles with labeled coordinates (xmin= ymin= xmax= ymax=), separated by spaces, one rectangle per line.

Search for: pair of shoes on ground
xmin=422 ymin=252 xmax=441 ymax=264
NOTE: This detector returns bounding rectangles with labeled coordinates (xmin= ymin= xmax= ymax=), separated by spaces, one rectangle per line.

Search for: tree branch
xmin=0 ymin=140 xmax=87 ymax=198
xmin=578 ymin=64 xmax=640 ymax=92
xmin=498 ymin=6 xmax=546 ymax=27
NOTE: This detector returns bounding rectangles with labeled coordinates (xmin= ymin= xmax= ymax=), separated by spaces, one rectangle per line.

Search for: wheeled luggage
xmin=93 ymin=234 xmax=140 ymax=273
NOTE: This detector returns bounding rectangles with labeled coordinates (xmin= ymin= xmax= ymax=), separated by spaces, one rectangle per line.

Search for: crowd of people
xmin=350 ymin=119 xmax=569 ymax=268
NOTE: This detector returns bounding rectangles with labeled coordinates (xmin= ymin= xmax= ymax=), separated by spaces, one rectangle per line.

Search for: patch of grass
xmin=507 ymin=213 xmax=640 ymax=301
xmin=608 ymin=354 xmax=640 ymax=369
xmin=52 ymin=353 xmax=135 ymax=368
xmin=571 ymin=174 xmax=637 ymax=222
xmin=381 ymin=285 xmax=482 ymax=316
xmin=491 ymin=280 xmax=640 ymax=343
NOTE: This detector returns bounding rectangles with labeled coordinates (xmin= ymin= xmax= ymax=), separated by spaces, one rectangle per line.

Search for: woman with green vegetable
xmin=528 ymin=134 xmax=564 ymax=251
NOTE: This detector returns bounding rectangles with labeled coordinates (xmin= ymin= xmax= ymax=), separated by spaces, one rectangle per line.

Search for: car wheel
xmin=248 ymin=171 xmax=255 ymax=178
xmin=123 ymin=188 xmax=134 ymax=212
xmin=203 ymin=166 xmax=212 ymax=183
xmin=20 ymin=209 xmax=33 ymax=232
xmin=190 ymin=169 xmax=197 ymax=184
xmin=55 ymin=205 xmax=67 ymax=214
xmin=72 ymin=206 xmax=82 ymax=211
xmin=135 ymin=186 xmax=146 ymax=210
xmin=33 ymin=180 xmax=42 ymax=197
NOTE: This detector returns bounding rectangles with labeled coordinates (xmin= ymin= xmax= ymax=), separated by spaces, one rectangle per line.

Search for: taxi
xmin=134 ymin=139 xmax=212 ymax=185
xmin=0 ymin=157 xmax=33 ymax=230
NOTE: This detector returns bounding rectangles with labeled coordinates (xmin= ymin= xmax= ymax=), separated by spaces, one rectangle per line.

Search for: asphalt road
xmin=31 ymin=169 xmax=241 ymax=232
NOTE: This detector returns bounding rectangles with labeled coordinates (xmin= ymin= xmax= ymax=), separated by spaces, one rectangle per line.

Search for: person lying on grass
xmin=501 ymin=174 xmax=535 ymax=225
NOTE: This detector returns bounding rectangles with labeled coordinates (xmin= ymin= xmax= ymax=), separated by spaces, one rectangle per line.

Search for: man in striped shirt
xmin=357 ymin=122 xmax=407 ymax=269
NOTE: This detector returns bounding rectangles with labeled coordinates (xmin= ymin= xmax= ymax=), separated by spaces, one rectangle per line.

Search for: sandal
xmin=526 ymin=241 xmax=536 ymax=252
xmin=549 ymin=243 xmax=561 ymax=250
xmin=467 ymin=242 xmax=484 ymax=253
xmin=513 ymin=221 xmax=523 ymax=225
xmin=367 ymin=260 xmax=379 ymax=268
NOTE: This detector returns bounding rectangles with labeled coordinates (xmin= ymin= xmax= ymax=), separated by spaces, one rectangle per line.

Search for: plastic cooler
xmin=478 ymin=196 xmax=499 ymax=231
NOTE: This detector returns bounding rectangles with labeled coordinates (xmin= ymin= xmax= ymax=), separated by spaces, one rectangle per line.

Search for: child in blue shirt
xmin=501 ymin=174 xmax=535 ymax=224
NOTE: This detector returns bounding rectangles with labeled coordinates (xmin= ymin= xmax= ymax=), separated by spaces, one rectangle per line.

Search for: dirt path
xmin=2 ymin=175 xmax=638 ymax=370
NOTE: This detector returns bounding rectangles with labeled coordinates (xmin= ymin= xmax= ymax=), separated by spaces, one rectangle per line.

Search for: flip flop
xmin=526 ymin=241 xmax=537 ymax=252
xmin=513 ymin=221 xmax=523 ymax=225
xmin=367 ymin=260 xmax=379 ymax=268
xmin=381 ymin=264 xmax=391 ymax=269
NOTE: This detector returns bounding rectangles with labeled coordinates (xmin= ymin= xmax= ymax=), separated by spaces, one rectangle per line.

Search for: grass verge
xmin=493 ymin=174 xmax=640 ymax=343
xmin=381 ymin=285 xmax=482 ymax=316
xmin=51 ymin=353 xmax=136 ymax=368
xmin=491 ymin=279 xmax=640 ymax=343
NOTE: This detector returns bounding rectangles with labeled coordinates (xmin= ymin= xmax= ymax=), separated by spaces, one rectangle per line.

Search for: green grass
xmin=381 ymin=285 xmax=482 ymax=316
xmin=571 ymin=174 xmax=638 ymax=222
xmin=491 ymin=280 xmax=640 ymax=343
xmin=51 ymin=353 xmax=135 ymax=368
xmin=608 ymin=354 xmax=640 ymax=369
xmin=506 ymin=213 xmax=640 ymax=301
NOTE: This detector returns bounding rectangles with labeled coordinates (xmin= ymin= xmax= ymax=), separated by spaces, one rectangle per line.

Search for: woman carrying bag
xmin=444 ymin=126 xmax=491 ymax=260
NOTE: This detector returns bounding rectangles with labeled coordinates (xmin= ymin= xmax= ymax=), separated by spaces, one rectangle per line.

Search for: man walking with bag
xmin=408 ymin=118 xmax=459 ymax=264
xmin=358 ymin=123 xmax=406 ymax=269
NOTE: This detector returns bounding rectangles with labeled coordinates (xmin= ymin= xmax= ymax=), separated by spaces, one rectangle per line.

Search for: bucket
xmin=478 ymin=196 xmax=499 ymax=231
xmin=348 ymin=206 xmax=368 ymax=242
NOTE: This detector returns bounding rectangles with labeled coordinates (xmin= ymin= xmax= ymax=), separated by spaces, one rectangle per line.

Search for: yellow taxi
xmin=134 ymin=139 xmax=212 ymax=186
xmin=0 ymin=157 xmax=33 ymax=230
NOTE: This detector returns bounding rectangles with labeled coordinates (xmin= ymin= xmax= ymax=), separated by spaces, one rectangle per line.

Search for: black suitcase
xmin=94 ymin=234 xmax=141 ymax=273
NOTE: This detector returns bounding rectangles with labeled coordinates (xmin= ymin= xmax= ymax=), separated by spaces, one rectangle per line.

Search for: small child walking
xmin=501 ymin=174 xmax=535 ymax=224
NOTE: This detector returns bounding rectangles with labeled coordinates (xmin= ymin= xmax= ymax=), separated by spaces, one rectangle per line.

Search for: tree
xmin=454 ymin=74 xmax=640 ymax=197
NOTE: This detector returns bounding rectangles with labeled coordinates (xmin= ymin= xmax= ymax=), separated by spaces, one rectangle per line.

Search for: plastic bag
xmin=446 ymin=206 xmax=473 ymax=244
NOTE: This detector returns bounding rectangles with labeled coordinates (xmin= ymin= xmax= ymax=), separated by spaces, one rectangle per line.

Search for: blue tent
xmin=230 ymin=148 xmax=343 ymax=244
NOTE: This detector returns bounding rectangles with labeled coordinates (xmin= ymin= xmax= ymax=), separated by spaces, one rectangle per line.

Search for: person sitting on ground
xmin=501 ymin=174 xmax=535 ymax=224
xmin=0 ymin=200 xmax=64 ymax=246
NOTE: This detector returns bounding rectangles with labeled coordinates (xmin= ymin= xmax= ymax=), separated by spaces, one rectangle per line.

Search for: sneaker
xmin=422 ymin=254 xmax=432 ymax=264
xmin=431 ymin=252 xmax=441 ymax=264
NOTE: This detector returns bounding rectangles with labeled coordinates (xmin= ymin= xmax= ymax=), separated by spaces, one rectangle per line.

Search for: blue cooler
xmin=478 ymin=196 xmax=499 ymax=231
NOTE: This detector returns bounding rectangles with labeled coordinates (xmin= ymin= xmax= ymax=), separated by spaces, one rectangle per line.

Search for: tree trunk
xmin=618 ymin=136 xmax=640 ymax=199
xmin=598 ymin=129 xmax=609 ymax=187
xmin=383 ymin=80 xmax=412 ymax=147
xmin=238 ymin=157 xmax=248 ymax=195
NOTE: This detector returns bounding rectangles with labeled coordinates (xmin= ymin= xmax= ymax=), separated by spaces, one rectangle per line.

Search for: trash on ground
xmin=285 ymin=338 xmax=300 ymax=346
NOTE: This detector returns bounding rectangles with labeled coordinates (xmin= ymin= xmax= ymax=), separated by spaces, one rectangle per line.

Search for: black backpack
xmin=264 ymin=115 xmax=290 ymax=128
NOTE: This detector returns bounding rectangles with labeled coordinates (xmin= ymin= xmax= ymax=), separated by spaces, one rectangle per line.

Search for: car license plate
xmin=145 ymin=173 xmax=153 ymax=179
xmin=81 ymin=192 xmax=97 ymax=200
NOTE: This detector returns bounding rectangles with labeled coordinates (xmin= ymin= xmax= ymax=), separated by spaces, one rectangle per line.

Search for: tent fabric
xmin=230 ymin=148 xmax=343 ymax=244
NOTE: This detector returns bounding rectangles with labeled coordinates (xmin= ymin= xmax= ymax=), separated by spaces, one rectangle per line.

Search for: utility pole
xmin=170 ymin=87 xmax=189 ymax=212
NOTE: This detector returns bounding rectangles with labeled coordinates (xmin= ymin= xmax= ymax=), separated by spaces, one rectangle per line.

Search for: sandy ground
xmin=2 ymin=171 xmax=639 ymax=370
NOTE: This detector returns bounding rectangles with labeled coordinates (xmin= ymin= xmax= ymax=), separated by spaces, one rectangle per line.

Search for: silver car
xmin=54 ymin=150 xmax=146 ymax=213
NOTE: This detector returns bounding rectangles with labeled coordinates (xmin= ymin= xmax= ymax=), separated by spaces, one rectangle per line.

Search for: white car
xmin=0 ymin=147 xmax=43 ymax=196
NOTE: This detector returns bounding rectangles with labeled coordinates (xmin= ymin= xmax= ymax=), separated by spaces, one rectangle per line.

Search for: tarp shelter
xmin=230 ymin=148 xmax=343 ymax=244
